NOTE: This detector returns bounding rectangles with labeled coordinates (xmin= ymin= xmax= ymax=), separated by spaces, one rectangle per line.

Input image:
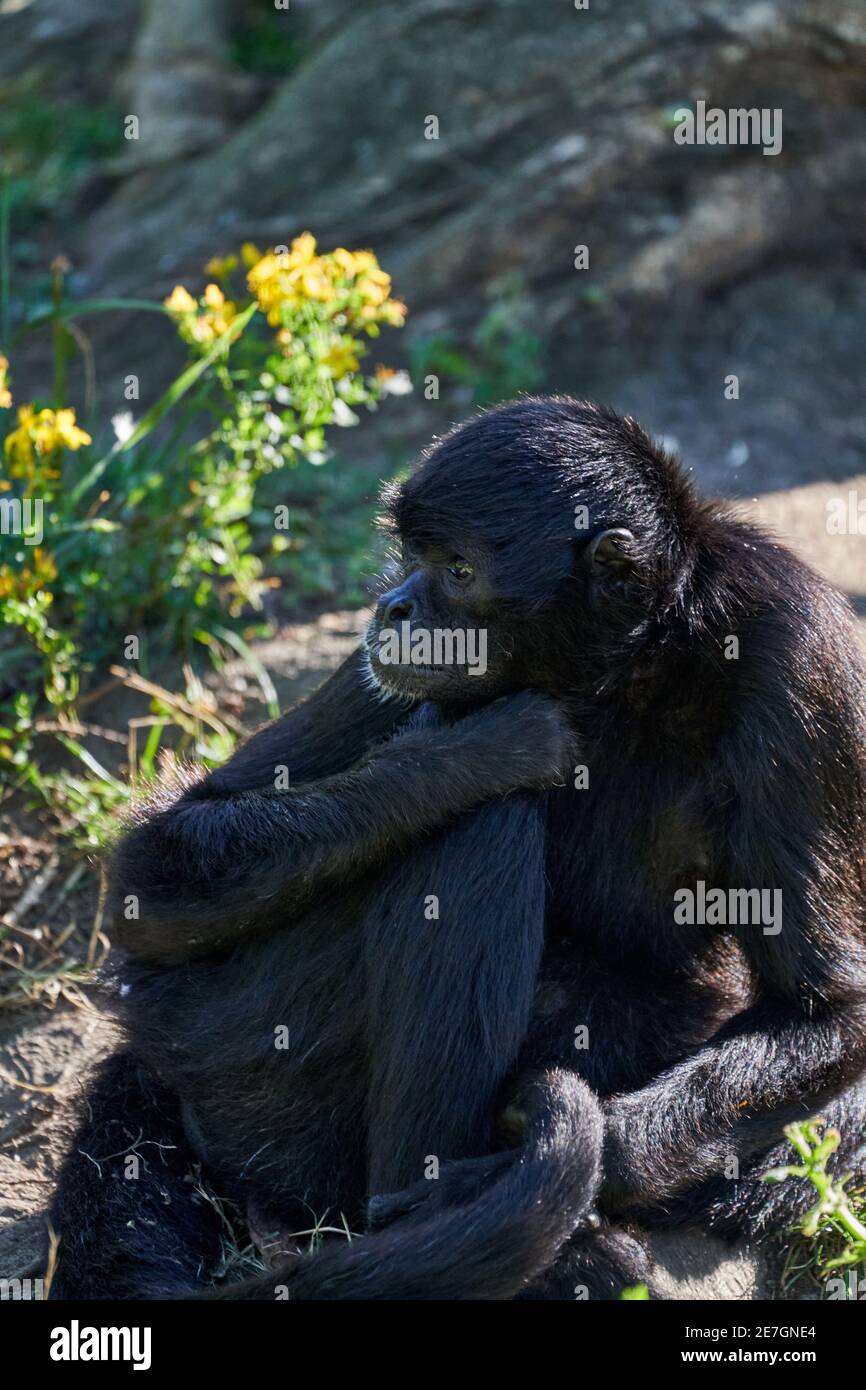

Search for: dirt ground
xmin=0 ymin=486 xmax=863 ymax=1297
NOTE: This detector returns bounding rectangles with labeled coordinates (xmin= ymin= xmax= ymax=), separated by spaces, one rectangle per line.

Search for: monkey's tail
xmin=212 ymin=1069 xmax=603 ymax=1301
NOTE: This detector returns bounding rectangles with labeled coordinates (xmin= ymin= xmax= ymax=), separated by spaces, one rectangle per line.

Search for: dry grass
xmin=0 ymin=825 xmax=106 ymax=1011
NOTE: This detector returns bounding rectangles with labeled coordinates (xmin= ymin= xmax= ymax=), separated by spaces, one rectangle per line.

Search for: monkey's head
xmin=366 ymin=397 xmax=701 ymax=705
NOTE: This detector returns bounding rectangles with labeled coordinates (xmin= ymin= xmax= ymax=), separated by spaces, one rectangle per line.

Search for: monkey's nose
xmin=384 ymin=596 xmax=414 ymax=623
xmin=378 ymin=575 xmax=418 ymax=625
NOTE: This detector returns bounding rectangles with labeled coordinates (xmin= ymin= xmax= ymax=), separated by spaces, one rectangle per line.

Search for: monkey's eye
xmin=447 ymin=557 xmax=474 ymax=582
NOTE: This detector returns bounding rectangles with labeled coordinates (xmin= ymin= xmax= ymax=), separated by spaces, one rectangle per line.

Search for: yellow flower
xmin=329 ymin=248 xmax=390 ymax=292
xmin=240 ymin=242 xmax=263 ymax=268
xmin=164 ymin=285 xmax=198 ymax=315
xmin=4 ymin=405 xmax=36 ymax=471
xmin=286 ymin=232 xmax=317 ymax=266
xmin=346 ymin=250 xmax=377 ymax=275
xmin=244 ymin=234 xmax=405 ymax=338
xmin=0 ymin=547 xmax=57 ymax=601
xmin=165 ymin=282 xmax=239 ymax=347
xmin=4 ymin=403 xmax=91 ymax=473
xmin=299 ymin=265 xmax=336 ymax=302
xmin=322 ymin=342 xmax=360 ymax=377
xmin=330 ymin=247 xmax=354 ymax=275
xmin=0 ymin=354 xmax=11 ymax=410
xmin=31 ymin=547 xmax=57 ymax=584
xmin=203 ymin=283 xmax=223 ymax=309
xmin=51 ymin=408 xmax=93 ymax=451
xmin=246 ymin=254 xmax=289 ymax=319
xmin=189 ymin=319 xmax=215 ymax=346
xmin=356 ymin=267 xmax=391 ymax=307
xmin=378 ymin=298 xmax=407 ymax=327
xmin=247 ymin=234 xmax=334 ymax=317
xmin=204 ymin=254 xmax=238 ymax=278
xmin=197 ymin=285 xmax=238 ymax=340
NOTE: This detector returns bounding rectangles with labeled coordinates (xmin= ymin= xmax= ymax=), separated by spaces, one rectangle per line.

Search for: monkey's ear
xmin=585 ymin=528 xmax=637 ymax=572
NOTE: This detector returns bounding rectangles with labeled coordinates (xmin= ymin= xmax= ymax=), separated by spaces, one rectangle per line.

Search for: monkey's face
xmin=366 ymin=397 xmax=687 ymax=705
xmin=366 ymin=537 xmax=522 ymax=703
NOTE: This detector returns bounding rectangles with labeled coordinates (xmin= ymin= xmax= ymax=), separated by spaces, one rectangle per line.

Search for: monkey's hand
xmin=449 ymin=690 xmax=578 ymax=794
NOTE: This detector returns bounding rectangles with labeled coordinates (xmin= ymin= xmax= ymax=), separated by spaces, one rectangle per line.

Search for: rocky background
xmin=1 ymin=0 xmax=865 ymax=504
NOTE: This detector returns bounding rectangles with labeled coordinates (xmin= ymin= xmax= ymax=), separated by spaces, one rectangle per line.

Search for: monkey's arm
xmin=603 ymin=711 xmax=866 ymax=1212
xmin=363 ymin=788 xmax=548 ymax=1196
xmin=602 ymin=995 xmax=866 ymax=1211
xmin=111 ymin=667 xmax=571 ymax=964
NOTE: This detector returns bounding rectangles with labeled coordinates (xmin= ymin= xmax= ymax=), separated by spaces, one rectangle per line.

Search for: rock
xmin=114 ymin=0 xmax=234 ymax=168
xmin=0 ymin=0 xmax=141 ymax=101
xmin=649 ymin=1228 xmax=779 ymax=1301
xmin=23 ymin=0 xmax=860 ymax=510
xmin=74 ymin=0 xmax=866 ymax=317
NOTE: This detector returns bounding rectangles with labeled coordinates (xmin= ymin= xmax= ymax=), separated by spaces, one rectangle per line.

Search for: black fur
xmin=48 ymin=1051 xmax=223 ymax=1299
xmin=48 ymin=398 xmax=866 ymax=1300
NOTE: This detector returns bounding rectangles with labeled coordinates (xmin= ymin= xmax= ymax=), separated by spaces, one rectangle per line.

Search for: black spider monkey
xmin=49 ymin=398 xmax=866 ymax=1300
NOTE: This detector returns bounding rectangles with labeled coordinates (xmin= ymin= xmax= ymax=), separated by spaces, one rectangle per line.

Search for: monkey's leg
xmin=363 ymin=791 xmax=548 ymax=1196
xmin=196 ymin=1069 xmax=605 ymax=1300
xmin=48 ymin=1050 xmax=224 ymax=1300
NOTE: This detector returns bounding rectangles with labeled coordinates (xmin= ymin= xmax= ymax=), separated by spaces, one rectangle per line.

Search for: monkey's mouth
xmin=369 ymin=651 xmax=457 ymax=689
xmin=365 ymin=620 xmax=491 ymax=697
xmin=365 ymin=634 xmax=466 ymax=691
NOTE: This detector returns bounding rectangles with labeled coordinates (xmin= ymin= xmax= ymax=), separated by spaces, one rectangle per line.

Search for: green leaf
xmin=54 ymin=733 xmax=126 ymax=790
xmin=15 ymin=298 xmax=171 ymax=340
xmin=202 ymin=624 xmax=280 ymax=719
xmin=67 ymin=299 xmax=259 ymax=506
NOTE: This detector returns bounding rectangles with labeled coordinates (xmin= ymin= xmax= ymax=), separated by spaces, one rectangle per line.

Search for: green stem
xmin=834 ymin=1199 xmax=866 ymax=1247
xmin=0 ymin=166 xmax=10 ymax=351
xmin=68 ymin=300 xmax=258 ymax=508
xmin=51 ymin=258 xmax=69 ymax=409
xmin=15 ymin=298 xmax=171 ymax=342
